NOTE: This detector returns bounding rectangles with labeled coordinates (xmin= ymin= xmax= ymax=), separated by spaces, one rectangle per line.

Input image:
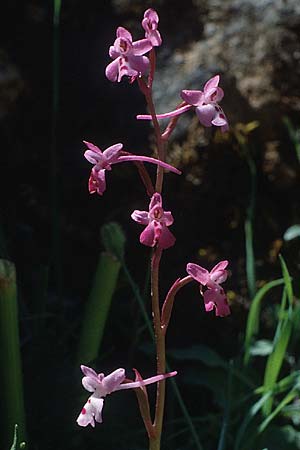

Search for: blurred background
xmin=0 ymin=1 xmax=300 ymax=449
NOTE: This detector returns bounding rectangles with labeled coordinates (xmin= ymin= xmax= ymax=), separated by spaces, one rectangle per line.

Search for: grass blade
xmin=0 ymin=260 xmax=26 ymax=448
xmin=259 ymin=389 xmax=298 ymax=433
xmin=279 ymin=254 xmax=293 ymax=308
xmin=244 ymin=278 xmax=284 ymax=365
xmin=262 ymin=292 xmax=292 ymax=416
xmin=234 ymin=392 xmax=271 ymax=450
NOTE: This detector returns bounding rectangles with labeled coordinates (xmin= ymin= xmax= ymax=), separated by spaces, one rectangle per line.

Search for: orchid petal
xmin=158 ymin=225 xmax=176 ymax=249
xmin=140 ymin=222 xmax=155 ymax=247
xmin=210 ymin=260 xmax=228 ymax=283
xmin=132 ymin=39 xmax=152 ymax=56
xmin=149 ymin=192 xmax=162 ymax=210
xmin=84 ymin=150 xmax=103 ymax=165
xmin=204 ymin=288 xmax=230 ymax=317
xmin=204 ymin=75 xmax=220 ymax=92
xmin=116 ymin=27 xmax=132 ymax=42
xmin=131 ymin=210 xmax=149 ymax=225
xmin=181 ymin=90 xmax=203 ymax=106
xmin=81 ymin=365 xmax=99 ymax=379
xmin=83 ymin=141 xmax=102 ymax=153
xmin=88 ymin=168 xmax=106 ymax=195
xmin=82 ymin=376 xmax=99 ymax=392
xmin=186 ymin=263 xmax=210 ymax=285
xmin=105 ymin=58 xmax=120 ymax=82
xmin=212 ymin=112 xmax=227 ymax=127
xmin=163 ymin=211 xmax=174 ymax=226
xmin=128 ymin=54 xmax=149 ymax=76
xmin=102 ymin=368 xmax=126 ymax=393
xmin=103 ymin=143 xmax=123 ymax=162
xmin=148 ymin=31 xmax=162 ymax=46
xmin=109 ymin=45 xmax=119 ymax=59
xmin=203 ymin=289 xmax=215 ymax=312
xmin=144 ymin=9 xmax=159 ymax=24
xmin=196 ymin=104 xmax=216 ymax=127
xmin=77 ymin=395 xmax=104 ymax=427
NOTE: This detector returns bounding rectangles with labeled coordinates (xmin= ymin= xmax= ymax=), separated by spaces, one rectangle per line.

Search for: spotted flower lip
xmin=77 ymin=365 xmax=177 ymax=428
xmin=142 ymin=8 xmax=162 ymax=46
xmin=105 ymin=26 xmax=152 ymax=82
xmin=131 ymin=192 xmax=176 ymax=249
xmin=84 ymin=141 xmax=181 ymax=196
xmin=137 ymin=75 xmax=229 ymax=133
xmin=186 ymin=260 xmax=230 ymax=317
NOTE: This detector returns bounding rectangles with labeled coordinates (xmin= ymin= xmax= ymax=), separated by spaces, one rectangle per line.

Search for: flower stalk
xmin=77 ymin=8 xmax=231 ymax=450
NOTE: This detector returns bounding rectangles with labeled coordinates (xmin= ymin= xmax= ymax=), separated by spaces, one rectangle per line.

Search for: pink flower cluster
xmin=106 ymin=9 xmax=161 ymax=83
xmin=78 ymin=7 xmax=232 ymax=433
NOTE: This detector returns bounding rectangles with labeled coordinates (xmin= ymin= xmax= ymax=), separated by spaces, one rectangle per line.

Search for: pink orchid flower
xmin=186 ymin=260 xmax=230 ymax=317
xmin=105 ymin=27 xmax=152 ymax=82
xmin=142 ymin=9 xmax=162 ymax=47
xmin=77 ymin=365 xmax=177 ymax=427
xmin=84 ymin=141 xmax=181 ymax=196
xmin=137 ymin=75 xmax=229 ymax=132
xmin=131 ymin=192 xmax=175 ymax=249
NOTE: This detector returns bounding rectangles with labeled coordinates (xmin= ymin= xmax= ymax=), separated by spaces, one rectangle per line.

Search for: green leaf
xmin=282 ymin=403 xmax=300 ymax=426
xmin=234 ymin=392 xmax=272 ymax=450
xmin=262 ymin=309 xmax=292 ymax=416
xmin=259 ymin=389 xmax=298 ymax=433
xmin=77 ymin=251 xmax=121 ymax=364
xmin=279 ymin=255 xmax=293 ymax=308
xmin=101 ymin=222 xmax=126 ymax=261
xmin=249 ymin=339 xmax=273 ymax=356
xmin=0 ymin=260 xmax=26 ymax=447
xmin=244 ymin=278 xmax=284 ymax=365
xmin=283 ymin=225 xmax=300 ymax=241
xmin=260 ymin=425 xmax=300 ymax=450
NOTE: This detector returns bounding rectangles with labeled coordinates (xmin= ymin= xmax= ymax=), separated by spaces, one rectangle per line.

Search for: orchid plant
xmin=77 ymin=9 xmax=230 ymax=450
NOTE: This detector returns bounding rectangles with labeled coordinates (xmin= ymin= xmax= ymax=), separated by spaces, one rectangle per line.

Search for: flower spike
xmin=84 ymin=141 xmax=181 ymax=196
xmin=186 ymin=260 xmax=230 ymax=316
xmin=77 ymin=365 xmax=177 ymax=427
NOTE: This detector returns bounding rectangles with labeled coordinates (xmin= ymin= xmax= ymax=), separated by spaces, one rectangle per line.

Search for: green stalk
xmin=77 ymin=252 xmax=121 ymax=364
xmin=0 ymin=260 xmax=26 ymax=448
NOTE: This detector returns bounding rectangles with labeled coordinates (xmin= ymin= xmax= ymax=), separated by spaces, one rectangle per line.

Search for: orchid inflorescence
xmin=78 ymin=8 xmax=231 ymax=448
